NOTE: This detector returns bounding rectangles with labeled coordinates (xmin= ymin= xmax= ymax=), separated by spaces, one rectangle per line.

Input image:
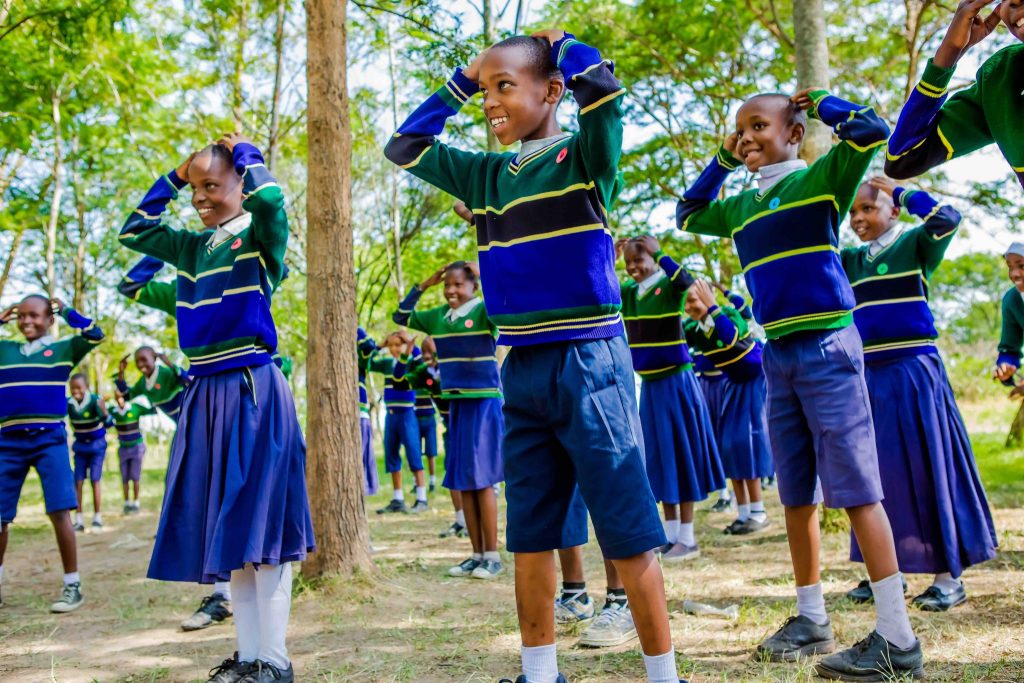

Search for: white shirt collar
xmin=516 ymin=133 xmax=571 ymax=163
xmin=69 ymin=395 xmax=91 ymax=412
xmin=757 ymin=159 xmax=808 ymax=191
xmin=697 ymin=315 xmax=715 ymax=335
xmin=637 ymin=270 xmax=664 ymax=298
xmin=208 ymin=212 xmax=253 ymax=248
xmin=21 ymin=335 xmax=55 ymax=356
xmin=144 ymin=367 xmax=160 ymax=391
xmin=868 ymin=226 xmax=902 ymax=257
xmin=444 ymin=297 xmax=482 ymax=323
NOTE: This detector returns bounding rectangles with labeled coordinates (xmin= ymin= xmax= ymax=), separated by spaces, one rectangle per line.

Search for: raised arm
xmin=118 ymin=155 xmax=200 ymax=264
xmin=675 ymin=143 xmax=739 ymax=238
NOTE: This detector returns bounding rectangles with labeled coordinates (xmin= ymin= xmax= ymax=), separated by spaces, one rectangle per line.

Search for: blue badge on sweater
xmin=769 ymin=197 xmax=781 ymax=210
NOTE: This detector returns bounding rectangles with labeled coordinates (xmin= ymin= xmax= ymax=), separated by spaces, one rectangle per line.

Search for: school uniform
xmin=841 ymin=189 xmax=997 ymax=575
xmin=108 ymin=400 xmax=155 ymax=484
xmin=684 ymin=302 xmax=773 ymax=482
xmin=621 ymin=254 xmax=724 ymax=505
xmin=356 ymin=328 xmax=382 ymax=496
xmin=394 ymin=289 xmax=504 ymax=491
xmin=997 ymin=285 xmax=1024 ymax=383
xmin=120 ymin=143 xmax=314 ymax=584
xmin=385 ymin=35 xmax=665 ymax=558
xmin=362 ymin=345 xmax=425 ymax=477
xmin=115 ymin=363 xmax=189 ymax=421
xmin=0 ymin=309 xmax=103 ymax=524
xmin=414 ymin=388 xmax=438 ymax=460
xmin=67 ymin=393 xmax=109 ymax=483
xmin=886 ymin=44 xmax=1024 ymax=191
xmin=679 ymin=90 xmax=890 ymax=510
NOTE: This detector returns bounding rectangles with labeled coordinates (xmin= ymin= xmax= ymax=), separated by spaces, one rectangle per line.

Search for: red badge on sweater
xmin=655 ymin=287 xmax=662 ymax=296
xmin=155 ymin=384 xmax=161 ymax=390
xmin=465 ymin=319 xmax=474 ymax=328
xmin=556 ymin=148 xmax=568 ymax=164
xmin=43 ymin=350 xmax=53 ymax=357
xmin=231 ymin=237 xmax=243 ymax=250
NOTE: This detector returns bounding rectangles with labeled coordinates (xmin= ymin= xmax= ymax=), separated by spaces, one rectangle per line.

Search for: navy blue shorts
xmin=417 ymin=416 xmax=438 ymax=458
xmin=502 ymin=336 xmax=666 ymax=559
xmin=384 ymin=409 xmax=423 ymax=474
xmin=0 ymin=426 xmax=78 ymax=523
xmin=762 ymin=325 xmax=883 ymax=509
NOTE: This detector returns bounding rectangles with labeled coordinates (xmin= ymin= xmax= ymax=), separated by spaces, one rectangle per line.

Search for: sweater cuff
xmin=166 ymin=169 xmax=188 ymax=190
xmin=920 ymin=58 xmax=955 ymax=93
xmin=449 ymin=68 xmax=480 ymax=104
xmin=893 ymin=187 xmax=906 ymax=208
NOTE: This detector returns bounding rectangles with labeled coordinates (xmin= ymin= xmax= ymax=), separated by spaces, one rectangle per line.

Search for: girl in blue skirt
xmin=684 ymin=280 xmax=774 ymax=535
xmin=619 ymin=235 xmax=725 ymax=562
xmin=119 ymin=134 xmax=314 ymax=682
xmin=842 ymin=177 xmax=997 ymax=611
xmin=393 ymin=259 xmax=505 ymax=579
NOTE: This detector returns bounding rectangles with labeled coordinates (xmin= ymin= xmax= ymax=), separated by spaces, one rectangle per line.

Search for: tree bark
xmin=0 ymin=229 xmax=24 ymax=301
xmin=482 ymin=0 xmax=498 ymax=152
xmin=231 ymin=0 xmax=250 ymax=131
xmin=44 ymin=94 xmax=63 ymax=300
xmin=1008 ymin=400 xmax=1024 ymax=449
xmin=792 ymin=0 xmax=832 ymax=162
xmin=267 ymin=0 xmax=287 ymax=172
xmin=385 ymin=18 xmax=405 ymax=297
xmin=304 ymin=0 xmax=372 ymax=577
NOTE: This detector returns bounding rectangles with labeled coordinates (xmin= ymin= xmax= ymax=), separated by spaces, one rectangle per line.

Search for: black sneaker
xmin=654 ymin=541 xmax=674 ymax=554
xmin=409 ymin=500 xmax=429 ymax=513
xmin=815 ymin=630 xmax=924 ymax=681
xmin=182 ymin=593 xmax=233 ymax=631
xmin=238 ymin=659 xmax=294 ymax=682
xmin=912 ymin=584 xmax=966 ymax=612
xmin=50 ymin=582 xmax=84 ymax=613
xmin=709 ymin=497 xmax=732 ymax=513
xmin=376 ymin=499 xmax=408 ymax=514
xmin=755 ymin=615 xmax=835 ymax=662
xmin=123 ymin=503 xmax=132 ymax=514
xmin=73 ymin=521 xmax=85 ymax=532
xmin=448 ymin=558 xmax=481 ymax=577
xmin=723 ymin=518 xmax=746 ymax=535
xmin=439 ymin=522 xmax=466 ymax=538
xmin=762 ymin=475 xmax=776 ymax=489
xmin=429 ymin=482 xmax=436 ymax=493
xmin=498 ymin=675 xmax=568 ymax=683
xmin=844 ymin=577 xmax=908 ymax=604
xmin=734 ymin=516 xmax=770 ymax=535
xmin=207 ymin=652 xmax=252 ymax=683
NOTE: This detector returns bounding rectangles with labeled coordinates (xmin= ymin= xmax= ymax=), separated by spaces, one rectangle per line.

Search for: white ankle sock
xmin=455 ymin=509 xmax=466 ymax=526
xmin=483 ymin=551 xmax=500 ymax=563
xmin=472 ymin=553 xmax=483 ymax=561
xmin=737 ymin=503 xmax=751 ymax=522
xmin=214 ymin=580 xmax=232 ymax=601
xmin=63 ymin=571 xmax=80 ymax=586
xmin=254 ymin=564 xmax=292 ymax=669
xmin=643 ymin=649 xmax=678 ymax=683
xmin=93 ymin=512 xmax=102 ymax=523
xmin=429 ymin=475 xmax=437 ymax=486
xmin=75 ymin=512 xmax=83 ymax=525
xmin=871 ymin=572 xmax=916 ymax=649
xmin=718 ymin=489 xmax=731 ymax=501
xmin=231 ymin=566 xmax=259 ymax=663
xmin=0 ymin=565 xmax=5 ymax=583
xmin=795 ymin=583 xmax=828 ymax=625
xmin=750 ymin=500 xmax=766 ymax=520
xmin=392 ymin=489 xmax=404 ymax=502
xmin=932 ymin=572 xmax=961 ymax=594
xmin=663 ymin=518 xmax=680 ymax=544
xmin=677 ymin=522 xmax=695 ymax=547
xmin=415 ymin=486 xmax=427 ymax=502
xmin=521 ymin=643 xmax=558 ymax=683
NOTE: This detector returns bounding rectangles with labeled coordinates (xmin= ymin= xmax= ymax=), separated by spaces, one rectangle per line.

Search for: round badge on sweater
xmin=556 ymin=148 xmax=568 ymax=164
xmin=43 ymin=350 xmax=53 ymax=357
xmin=465 ymin=319 xmax=474 ymax=328
xmin=155 ymin=383 xmax=161 ymax=389
xmin=769 ymin=197 xmax=781 ymax=210
xmin=877 ymin=263 xmax=889 ymax=275
xmin=655 ymin=287 xmax=662 ymax=296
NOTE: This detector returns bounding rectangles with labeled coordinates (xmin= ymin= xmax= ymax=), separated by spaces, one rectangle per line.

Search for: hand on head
xmin=0 ymin=304 xmax=16 ymax=324
xmin=530 ymin=29 xmax=567 ymax=47
xmin=935 ymin=0 xmax=1004 ymax=68
xmin=49 ymin=298 xmax=64 ymax=315
xmin=176 ymin=152 xmax=196 ymax=180
xmin=405 ymin=335 xmax=418 ymax=356
xmin=867 ymin=176 xmax=897 ymax=197
xmin=464 ymin=49 xmax=490 ymax=83
xmin=636 ymin=234 xmax=660 ymax=257
xmin=691 ymin=279 xmax=717 ymax=308
xmin=790 ymin=88 xmax=818 ymax=112
xmin=216 ymin=132 xmax=251 ymax=153
xmin=421 ymin=265 xmax=448 ymax=290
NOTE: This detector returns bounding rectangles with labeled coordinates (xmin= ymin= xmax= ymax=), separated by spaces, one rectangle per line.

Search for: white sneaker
xmin=578 ymin=601 xmax=638 ymax=647
xmin=662 ymin=542 xmax=700 ymax=562
xmin=448 ymin=558 xmax=481 ymax=577
xmin=555 ymin=592 xmax=596 ymax=624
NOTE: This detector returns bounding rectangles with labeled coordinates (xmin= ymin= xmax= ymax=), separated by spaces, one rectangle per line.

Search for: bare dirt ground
xmin=1 ymin=401 xmax=1022 ymax=682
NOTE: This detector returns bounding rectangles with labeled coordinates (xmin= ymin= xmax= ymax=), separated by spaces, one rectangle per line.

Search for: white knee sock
xmin=214 ymin=580 xmax=232 ymax=601
xmin=521 ymin=643 xmax=558 ymax=683
xmin=643 ymin=649 xmax=679 ymax=683
xmin=254 ymin=563 xmax=292 ymax=669
xmin=677 ymin=522 xmax=695 ymax=547
xmin=455 ymin=509 xmax=466 ymax=526
xmin=231 ymin=566 xmax=259 ymax=663
xmin=795 ymin=583 xmax=828 ymax=625
xmin=663 ymin=518 xmax=680 ymax=544
xmin=870 ymin=572 xmax=916 ymax=649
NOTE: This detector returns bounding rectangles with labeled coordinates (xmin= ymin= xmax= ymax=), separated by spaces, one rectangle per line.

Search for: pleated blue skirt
xmin=361 ymin=416 xmax=379 ymax=496
xmin=444 ymin=397 xmax=504 ymax=491
xmin=148 ymin=363 xmax=316 ymax=583
xmin=718 ymin=373 xmax=774 ymax=480
xmin=640 ymin=370 xmax=725 ymax=504
xmin=850 ymin=353 xmax=997 ymax=575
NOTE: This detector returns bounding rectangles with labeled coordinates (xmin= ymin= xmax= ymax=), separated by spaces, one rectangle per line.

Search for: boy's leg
xmin=404 ymin=413 xmax=426 ymax=497
xmin=784 ymin=505 xmax=821 ymax=586
xmin=515 ymin=551 xmax=558 ymax=645
xmin=49 ymin=511 xmax=78 ymax=574
xmin=461 ymin=489 xmax=483 ymax=555
xmin=75 ymin=479 xmax=84 ymax=514
xmin=846 ymin=503 xmax=898 ymax=580
xmin=557 ymin=546 xmax=584 ymax=583
xmin=479 ymin=487 xmax=498 ymax=552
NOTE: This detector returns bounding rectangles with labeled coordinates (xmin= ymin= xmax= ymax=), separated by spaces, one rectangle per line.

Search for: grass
xmin=1 ymin=399 xmax=1022 ymax=681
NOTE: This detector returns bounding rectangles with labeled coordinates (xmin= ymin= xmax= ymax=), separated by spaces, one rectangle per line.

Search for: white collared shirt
xmin=21 ymin=335 xmax=54 ymax=357
xmin=516 ymin=133 xmax=571 ymax=164
xmin=698 ymin=315 xmax=715 ymax=335
xmin=757 ymin=159 xmax=808 ymax=192
xmin=144 ymin=368 xmax=160 ymax=391
xmin=208 ymin=212 xmax=253 ymax=249
xmin=868 ymin=226 xmax=902 ymax=257
xmin=69 ymin=395 xmax=90 ymax=413
xmin=444 ymin=297 xmax=482 ymax=323
xmin=637 ymin=270 xmax=663 ymax=298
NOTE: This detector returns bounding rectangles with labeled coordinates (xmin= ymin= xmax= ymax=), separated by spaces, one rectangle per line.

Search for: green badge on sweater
xmin=877 ymin=263 xmax=889 ymax=275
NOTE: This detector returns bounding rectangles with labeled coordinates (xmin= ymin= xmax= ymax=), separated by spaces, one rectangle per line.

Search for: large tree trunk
xmin=792 ymin=0 xmax=832 ymax=162
xmin=44 ymin=94 xmax=64 ymax=300
xmin=304 ymin=0 xmax=372 ymax=577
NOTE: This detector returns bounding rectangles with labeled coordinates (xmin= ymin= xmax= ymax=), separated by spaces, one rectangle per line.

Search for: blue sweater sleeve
xmin=654 ymin=252 xmax=695 ymax=293
xmin=117 ymin=255 xmax=165 ymax=299
xmin=393 ymin=285 xmax=425 ymax=330
xmin=119 ymin=170 xmax=199 ymax=265
xmin=675 ymin=147 xmax=740 ymax=238
xmin=894 ymin=188 xmax=961 ymax=276
xmin=726 ymin=291 xmax=752 ymax=320
xmin=62 ymin=308 xmax=104 ymax=364
xmin=708 ymin=306 xmax=744 ymax=349
xmin=235 ymin=143 xmax=289 ymax=290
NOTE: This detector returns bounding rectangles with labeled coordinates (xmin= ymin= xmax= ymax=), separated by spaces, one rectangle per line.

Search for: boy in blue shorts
xmin=385 ymin=29 xmax=679 ymax=683
xmin=677 ymin=90 xmax=923 ymax=680
xmin=0 ymin=296 xmax=104 ymax=613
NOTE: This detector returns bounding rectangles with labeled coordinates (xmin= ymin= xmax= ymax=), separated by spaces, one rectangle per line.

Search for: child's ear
xmin=789 ymin=122 xmax=806 ymax=146
xmin=890 ymin=205 xmax=901 ymax=220
xmin=544 ymin=78 xmax=565 ymax=104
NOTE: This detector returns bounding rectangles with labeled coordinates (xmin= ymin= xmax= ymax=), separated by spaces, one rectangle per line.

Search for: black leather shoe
xmin=912 ymin=584 xmax=966 ymax=612
xmin=815 ymin=630 xmax=924 ymax=681
xmin=755 ymin=615 xmax=836 ymax=662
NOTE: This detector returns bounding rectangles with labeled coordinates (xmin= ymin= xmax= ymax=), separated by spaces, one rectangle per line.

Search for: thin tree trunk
xmin=1008 ymin=401 xmax=1024 ymax=449
xmin=71 ymin=160 xmax=88 ymax=312
xmin=0 ymin=229 xmax=24 ymax=300
xmin=792 ymin=0 xmax=832 ymax=162
xmin=267 ymin=0 xmax=287 ymax=172
xmin=385 ymin=19 xmax=404 ymax=297
xmin=44 ymin=94 xmax=64 ymax=300
xmin=231 ymin=0 xmax=250 ymax=130
xmin=482 ymin=0 xmax=498 ymax=152
xmin=304 ymin=0 xmax=372 ymax=577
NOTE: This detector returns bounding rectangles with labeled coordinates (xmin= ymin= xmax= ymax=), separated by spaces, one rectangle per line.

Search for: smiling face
xmin=69 ymin=376 xmax=89 ymax=402
xmin=1007 ymin=253 xmax=1024 ymax=292
xmin=134 ymin=347 xmax=156 ymax=377
xmin=443 ymin=268 xmax=477 ymax=309
xmin=478 ymin=42 xmax=564 ymax=146
xmin=385 ymin=332 xmax=410 ymax=359
xmin=734 ymin=95 xmax=805 ymax=173
xmin=683 ymin=287 xmax=708 ymax=320
xmin=623 ymin=242 xmax=658 ymax=284
xmin=850 ymin=184 xmax=899 ymax=243
xmin=1001 ymin=1 xmax=1024 ymax=42
xmin=16 ymin=296 xmax=53 ymax=342
xmin=187 ymin=147 xmax=244 ymax=228
xmin=421 ymin=337 xmax=437 ymax=366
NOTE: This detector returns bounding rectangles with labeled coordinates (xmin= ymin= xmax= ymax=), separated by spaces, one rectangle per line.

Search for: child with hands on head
xmin=996 ymin=242 xmax=1024 ymax=396
xmin=67 ymin=373 xmax=110 ymax=532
